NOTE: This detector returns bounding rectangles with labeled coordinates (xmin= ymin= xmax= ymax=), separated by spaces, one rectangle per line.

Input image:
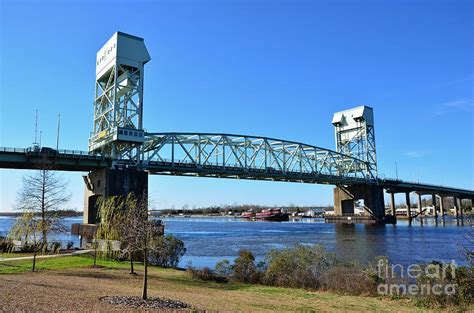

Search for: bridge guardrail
xmin=0 ymin=147 xmax=109 ymax=159
xmin=380 ymin=178 xmax=473 ymax=193
xmin=0 ymin=147 xmax=27 ymax=153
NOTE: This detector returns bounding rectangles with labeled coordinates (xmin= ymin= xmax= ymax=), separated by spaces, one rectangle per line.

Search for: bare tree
xmin=119 ymin=194 xmax=162 ymax=300
xmin=96 ymin=193 xmax=162 ymax=299
xmin=16 ymin=160 xmax=70 ymax=247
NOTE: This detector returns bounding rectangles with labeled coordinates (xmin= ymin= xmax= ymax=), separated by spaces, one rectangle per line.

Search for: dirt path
xmin=0 ymin=250 xmax=91 ymax=262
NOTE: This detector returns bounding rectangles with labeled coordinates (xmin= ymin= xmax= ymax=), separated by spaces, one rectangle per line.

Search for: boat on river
xmin=241 ymin=211 xmax=256 ymax=219
xmin=255 ymin=209 xmax=289 ymax=221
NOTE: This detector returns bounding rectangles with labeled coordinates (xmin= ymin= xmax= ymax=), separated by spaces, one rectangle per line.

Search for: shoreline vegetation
xmin=0 ymin=205 xmax=331 ymax=217
xmin=0 ymin=209 xmax=82 ymax=218
xmin=153 ymin=205 xmax=333 ymax=217
xmin=188 ymin=244 xmax=474 ymax=309
xmin=1 ymin=205 xmax=472 ymax=218
xmin=2 ymin=253 xmax=472 ymax=312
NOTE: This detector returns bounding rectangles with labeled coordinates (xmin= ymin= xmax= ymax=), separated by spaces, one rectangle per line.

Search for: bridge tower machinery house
xmin=83 ymin=32 xmax=151 ymax=226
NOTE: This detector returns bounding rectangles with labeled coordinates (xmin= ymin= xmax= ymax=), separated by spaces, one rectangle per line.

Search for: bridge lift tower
xmin=89 ymin=32 xmax=150 ymax=163
xmin=332 ymin=106 xmax=377 ymax=180
xmin=331 ymin=106 xmax=385 ymax=222
xmin=83 ymin=32 xmax=151 ymax=225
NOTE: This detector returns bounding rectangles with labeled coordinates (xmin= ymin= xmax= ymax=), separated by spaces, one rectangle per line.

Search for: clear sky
xmin=0 ymin=0 xmax=473 ymax=212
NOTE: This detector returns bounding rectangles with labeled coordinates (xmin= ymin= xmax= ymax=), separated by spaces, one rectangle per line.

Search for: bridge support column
xmin=454 ymin=196 xmax=460 ymax=219
xmin=405 ymin=192 xmax=412 ymax=222
xmin=390 ymin=192 xmax=396 ymax=217
xmin=438 ymin=195 xmax=445 ymax=216
xmin=83 ymin=168 xmax=149 ymax=224
xmin=73 ymin=168 xmax=149 ymax=247
xmin=432 ymin=194 xmax=438 ymax=218
xmin=417 ymin=193 xmax=423 ymax=217
xmin=332 ymin=184 xmax=387 ymax=224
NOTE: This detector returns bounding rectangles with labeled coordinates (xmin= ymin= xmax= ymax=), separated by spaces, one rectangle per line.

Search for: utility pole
xmin=34 ymin=110 xmax=38 ymax=144
xmin=395 ymin=162 xmax=398 ymax=180
xmin=39 ymin=131 xmax=42 ymax=148
xmin=33 ymin=109 xmax=39 ymax=150
xmin=56 ymin=114 xmax=61 ymax=151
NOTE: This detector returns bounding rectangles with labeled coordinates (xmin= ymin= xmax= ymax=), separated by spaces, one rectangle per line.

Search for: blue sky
xmin=0 ymin=0 xmax=472 ymax=212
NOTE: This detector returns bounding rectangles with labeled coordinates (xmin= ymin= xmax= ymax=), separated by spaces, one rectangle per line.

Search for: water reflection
xmin=333 ymin=224 xmax=389 ymax=265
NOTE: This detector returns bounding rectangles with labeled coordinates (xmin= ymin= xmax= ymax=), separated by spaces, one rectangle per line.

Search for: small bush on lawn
xmin=320 ymin=264 xmax=376 ymax=295
xmin=0 ymin=237 xmax=14 ymax=253
xmin=66 ymin=241 xmax=74 ymax=250
xmin=187 ymin=266 xmax=228 ymax=283
xmin=231 ymin=249 xmax=261 ymax=284
xmin=415 ymin=262 xmax=473 ymax=307
xmin=149 ymin=235 xmax=186 ymax=268
xmin=50 ymin=241 xmax=61 ymax=254
xmin=215 ymin=259 xmax=232 ymax=276
xmin=263 ymin=244 xmax=337 ymax=290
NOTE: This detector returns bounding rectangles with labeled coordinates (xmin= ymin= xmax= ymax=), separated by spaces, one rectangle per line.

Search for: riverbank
xmin=0 ymin=254 xmax=460 ymax=312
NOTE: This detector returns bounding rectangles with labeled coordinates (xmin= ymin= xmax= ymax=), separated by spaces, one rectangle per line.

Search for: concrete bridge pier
xmin=454 ymin=196 xmax=460 ymax=220
xmin=82 ymin=168 xmax=149 ymax=224
xmin=416 ymin=192 xmax=424 ymax=225
xmin=432 ymin=194 xmax=438 ymax=218
xmin=438 ymin=195 xmax=445 ymax=217
xmin=456 ymin=197 xmax=464 ymax=224
xmin=417 ymin=193 xmax=423 ymax=217
xmin=389 ymin=192 xmax=396 ymax=221
xmin=332 ymin=184 xmax=388 ymax=224
xmin=72 ymin=168 xmax=149 ymax=247
xmin=405 ymin=192 xmax=412 ymax=223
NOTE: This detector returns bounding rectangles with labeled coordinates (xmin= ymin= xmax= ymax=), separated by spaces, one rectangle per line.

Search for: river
xmin=1 ymin=215 xmax=471 ymax=268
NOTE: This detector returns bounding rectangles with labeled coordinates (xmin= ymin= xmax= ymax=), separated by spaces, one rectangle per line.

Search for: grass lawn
xmin=0 ymin=254 xmax=470 ymax=312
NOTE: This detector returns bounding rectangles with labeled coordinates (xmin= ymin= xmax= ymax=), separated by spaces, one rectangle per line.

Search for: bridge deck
xmin=1 ymin=146 xmax=472 ymax=199
xmin=0 ymin=147 xmax=111 ymax=172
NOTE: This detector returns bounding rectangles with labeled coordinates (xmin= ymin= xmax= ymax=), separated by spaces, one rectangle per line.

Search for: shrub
xmin=263 ymin=244 xmax=337 ymax=289
xmin=231 ymin=249 xmax=261 ymax=283
xmin=20 ymin=242 xmax=39 ymax=253
xmin=50 ymin=241 xmax=61 ymax=254
xmin=66 ymin=241 xmax=74 ymax=250
xmin=187 ymin=266 xmax=227 ymax=283
xmin=416 ymin=262 xmax=473 ymax=307
xmin=215 ymin=259 xmax=232 ymax=277
xmin=0 ymin=237 xmax=14 ymax=253
xmin=320 ymin=265 xmax=377 ymax=295
xmin=149 ymin=235 xmax=186 ymax=268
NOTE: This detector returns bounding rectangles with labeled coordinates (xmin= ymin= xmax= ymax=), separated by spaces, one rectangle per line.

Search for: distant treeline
xmin=151 ymin=204 xmax=333 ymax=216
xmin=0 ymin=209 xmax=82 ymax=217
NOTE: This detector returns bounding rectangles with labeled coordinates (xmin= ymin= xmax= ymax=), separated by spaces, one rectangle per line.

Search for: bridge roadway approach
xmin=1 ymin=132 xmax=473 ymax=225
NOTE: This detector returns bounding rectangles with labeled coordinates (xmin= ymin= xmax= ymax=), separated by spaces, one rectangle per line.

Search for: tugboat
xmin=241 ymin=210 xmax=256 ymax=219
xmin=255 ymin=208 xmax=289 ymax=222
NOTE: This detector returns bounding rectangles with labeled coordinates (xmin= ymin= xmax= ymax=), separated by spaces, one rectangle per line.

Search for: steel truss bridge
xmin=0 ymin=132 xmax=372 ymax=184
xmin=1 ymin=132 xmax=473 ymax=199
xmin=142 ymin=132 xmax=374 ymax=184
